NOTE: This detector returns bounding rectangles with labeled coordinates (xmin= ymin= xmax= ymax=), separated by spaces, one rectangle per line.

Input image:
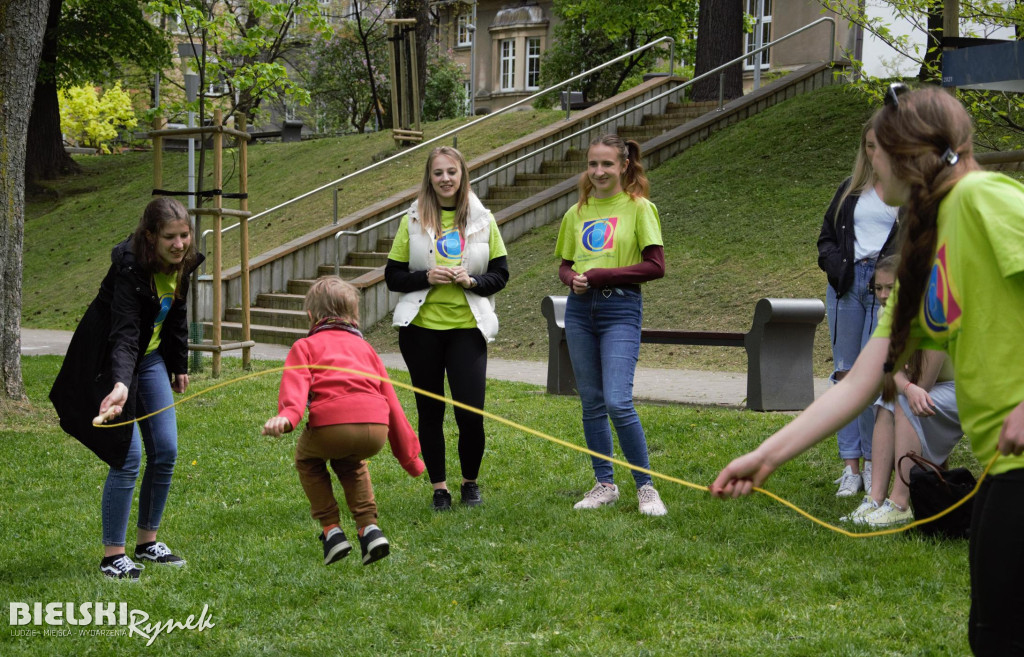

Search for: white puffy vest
xmin=391 ymin=193 xmax=500 ymax=342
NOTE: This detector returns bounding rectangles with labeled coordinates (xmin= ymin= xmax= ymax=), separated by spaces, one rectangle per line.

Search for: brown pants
xmin=295 ymin=423 xmax=387 ymax=529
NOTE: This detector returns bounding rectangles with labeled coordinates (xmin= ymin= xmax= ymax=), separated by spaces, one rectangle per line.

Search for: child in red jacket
xmin=263 ymin=276 xmax=424 ymax=566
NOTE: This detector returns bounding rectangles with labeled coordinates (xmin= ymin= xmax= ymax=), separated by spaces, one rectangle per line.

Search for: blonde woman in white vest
xmin=385 ymin=146 xmax=509 ymax=511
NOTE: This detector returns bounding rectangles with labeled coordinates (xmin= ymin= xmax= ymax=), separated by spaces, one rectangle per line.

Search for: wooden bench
xmin=541 ymin=295 xmax=825 ymax=411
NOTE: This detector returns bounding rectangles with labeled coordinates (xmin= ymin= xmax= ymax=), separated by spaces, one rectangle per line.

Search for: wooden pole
xmin=387 ymin=22 xmax=401 ymax=132
xmin=212 ymin=109 xmax=224 ymax=377
xmin=238 ymin=114 xmax=252 ymax=370
xmin=409 ymin=25 xmax=421 ymax=132
xmin=152 ymin=116 xmax=166 ymax=190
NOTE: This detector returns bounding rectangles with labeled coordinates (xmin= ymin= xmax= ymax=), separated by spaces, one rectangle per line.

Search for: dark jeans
xmin=969 ymin=468 xmax=1024 ymax=656
xmin=398 ymin=325 xmax=487 ymax=485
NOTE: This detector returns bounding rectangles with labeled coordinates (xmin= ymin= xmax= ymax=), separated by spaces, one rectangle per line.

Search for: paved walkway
xmin=20 ymin=328 xmax=829 ymax=408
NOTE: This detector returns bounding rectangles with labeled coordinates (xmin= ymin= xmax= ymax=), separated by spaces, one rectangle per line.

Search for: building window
xmin=526 ymin=37 xmax=541 ymax=89
xmin=457 ymin=13 xmax=473 ymax=47
xmin=744 ymin=0 xmax=772 ymax=70
xmin=500 ymin=39 xmax=516 ymax=90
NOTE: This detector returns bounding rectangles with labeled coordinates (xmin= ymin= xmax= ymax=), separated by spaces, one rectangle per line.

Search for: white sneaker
xmin=839 ymin=495 xmax=878 ymax=522
xmin=574 ymin=483 xmax=619 ymax=509
xmin=862 ymin=461 xmax=872 ymax=494
xmin=855 ymin=498 xmax=913 ymax=527
xmin=835 ymin=465 xmax=863 ymax=498
xmin=637 ymin=484 xmax=667 ymax=516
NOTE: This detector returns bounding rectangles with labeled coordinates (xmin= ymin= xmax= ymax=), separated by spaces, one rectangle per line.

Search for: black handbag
xmin=897 ymin=451 xmax=976 ymax=539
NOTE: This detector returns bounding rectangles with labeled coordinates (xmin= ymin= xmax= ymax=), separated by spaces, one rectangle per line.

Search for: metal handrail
xmin=329 ymin=17 xmax=837 ymax=275
xmin=200 ymin=35 xmax=676 ymax=264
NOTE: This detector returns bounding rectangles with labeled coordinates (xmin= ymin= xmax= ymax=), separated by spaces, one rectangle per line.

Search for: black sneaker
xmin=460 ymin=481 xmax=482 ymax=507
xmin=432 ymin=488 xmax=453 ymax=511
xmin=318 ymin=527 xmax=352 ymax=566
xmin=134 ymin=541 xmax=186 ymax=567
xmin=100 ymin=554 xmax=142 ymax=580
xmin=358 ymin=524 xmax=390 ymax=566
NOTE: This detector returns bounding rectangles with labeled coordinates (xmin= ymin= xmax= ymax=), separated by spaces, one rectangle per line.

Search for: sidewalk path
xmin=20 ymin=328 xmax=829 ymax=408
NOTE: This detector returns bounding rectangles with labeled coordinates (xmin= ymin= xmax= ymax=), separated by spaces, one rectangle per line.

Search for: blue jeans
xmin=826 ymin=260 xmax=881 ymax=461
xmin=101 ymin=351 xmax=179 ymax=546
xmin=565 ymin=287 xmax=652 ymax=488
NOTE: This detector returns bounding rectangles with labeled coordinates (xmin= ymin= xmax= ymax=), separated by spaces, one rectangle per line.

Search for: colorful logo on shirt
xmin=923 ymin=242 xmax=961 ymax=333
xmin=153 ymin=293 xmax=173 ymax=329
xmin=581 ymin=217 xmax=617 ymax=253
xmin=437 ymin=228 xmax=465 ymax=260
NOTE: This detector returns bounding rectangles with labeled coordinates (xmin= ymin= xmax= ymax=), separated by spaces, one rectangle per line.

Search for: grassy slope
xmin=366 ymin=85 xmax=878 ymax=377
xmin=22 ymin=108 xmax=564 ymax=329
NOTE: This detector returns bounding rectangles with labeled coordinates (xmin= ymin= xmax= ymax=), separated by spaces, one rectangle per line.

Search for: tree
xmin=818 ymin=0 xmax=1024 ymax=149
xmin=422 ymin=46 xmax=468 ymax=121
xmin=539 ymin=0 xmax=697 ymax=104
xmin=395 ymin=0 xmax=432 ymax=102
xmin=149 ymin=0 xmax=332 ymax=126
xmin=59 ymin=83 xmax=139 ymax=153
xmin=691 ymin=0 xmax=744 ymax=102
xmin=25 ymin=0 xmax=170 ymax=184
xmin=2 ymin=0 xmax=50 ymax=401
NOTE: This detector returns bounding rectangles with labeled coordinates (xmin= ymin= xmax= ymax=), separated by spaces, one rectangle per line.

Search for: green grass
xmin=22 ymin=108 xmax=564 ymax=330
xmin=2 ymin=356 xmax=979 ymax=656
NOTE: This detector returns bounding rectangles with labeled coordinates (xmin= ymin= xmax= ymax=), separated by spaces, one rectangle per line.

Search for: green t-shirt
xmin=146 ymin=271 xmax=178 ymax=355
xmin=388 ymin=210 xmax=507 ymax=330
xmin=554 ymin=192 xmax=663 ymax=274
xmin=874 ymin=172 xmax=1024 ymax=475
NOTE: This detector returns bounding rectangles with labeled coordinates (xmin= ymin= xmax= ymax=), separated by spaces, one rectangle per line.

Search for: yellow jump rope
xmin=93 ymin=364 xmax=997 ymax=539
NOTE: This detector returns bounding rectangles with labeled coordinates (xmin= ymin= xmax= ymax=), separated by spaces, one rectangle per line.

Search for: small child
xmin=263 ymin=276 xmax=424 ymax=566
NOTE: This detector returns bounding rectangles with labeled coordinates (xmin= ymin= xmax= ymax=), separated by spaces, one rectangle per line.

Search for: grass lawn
xmin=2 ymin=356 xmax=978 ymax=656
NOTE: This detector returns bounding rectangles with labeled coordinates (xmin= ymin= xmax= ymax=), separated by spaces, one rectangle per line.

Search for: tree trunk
xmin=691 ymin=0 xmax=744 ymax=102
xmin=396 ymin=0 xmax=431 ymax=107
xmin=1 ymin=0 xmax=51 ymax=401
xmin=919 ymin=0 xmax=943 ymax=82
xmin=24 ymin=0 xmax=80 ymax=185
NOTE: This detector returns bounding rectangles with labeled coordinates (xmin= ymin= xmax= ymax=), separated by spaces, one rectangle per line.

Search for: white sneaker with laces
xmin=855 ymin=498 xmax=913 ymax=527
xmin=574 ymin=483 xmax=619 ymax=509
xmin=862 ymin=461 xmax=873 ymax=495
xmin=835 ymin=465 xmax=863 ymax=497
xmin=637 ymin=484 xmax=667 ymax=516
xmin=840 ymin=495 xmax=878 ymax=522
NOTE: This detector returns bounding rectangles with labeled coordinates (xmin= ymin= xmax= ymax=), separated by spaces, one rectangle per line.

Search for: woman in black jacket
xmin=50 ymin=197 xmax=203 ymax=580
xmin=817 ymin=119 xmax=901 ymax=499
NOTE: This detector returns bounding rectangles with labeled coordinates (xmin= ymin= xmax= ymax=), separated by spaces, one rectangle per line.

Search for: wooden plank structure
xmin=386 ymin=18 xmax=423 ymax=145
xmin=150 ymin=109 xmax=255 ymax=377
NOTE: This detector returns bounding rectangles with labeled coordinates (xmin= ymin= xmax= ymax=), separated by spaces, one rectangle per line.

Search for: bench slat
xmin=640 ymin=329 xmax=745 ymax=348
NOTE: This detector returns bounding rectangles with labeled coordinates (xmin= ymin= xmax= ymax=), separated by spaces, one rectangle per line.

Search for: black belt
xmin=595 ymin=283 xmax=641 ymax=296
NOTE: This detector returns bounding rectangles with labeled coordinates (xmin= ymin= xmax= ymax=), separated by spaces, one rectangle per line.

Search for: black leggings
xmin=969 ymin=467 xmax=1024 ymax=656
xmin=398 ymin=325 xmax=487 ymax=485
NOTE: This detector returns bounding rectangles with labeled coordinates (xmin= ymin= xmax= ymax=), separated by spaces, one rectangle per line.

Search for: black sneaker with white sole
xmin=100 ymin=554 xmax=142 ymax=580
xmin=134 ymin=541 xmax=186 ymax=567
xmin=319 ymin=527 xmax=352 ymax=566
xmin=358 ymin=524 xmax=390 ymax=566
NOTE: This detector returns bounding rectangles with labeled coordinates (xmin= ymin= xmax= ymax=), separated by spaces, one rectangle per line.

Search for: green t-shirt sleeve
xmin=976 ymin=176 xmax=1024 ymax=279
xmin=636 ymin=199 xmax=664 ymax=249
xmin=388 ymin=215 xmax=411 ymax=262
xmin=554 ymin=207 xmax=577 ymax=261
xmin=872 ymin=287 xmax=939 ymax=351
xmin=488 ymin=219 xmax=507 ymax=259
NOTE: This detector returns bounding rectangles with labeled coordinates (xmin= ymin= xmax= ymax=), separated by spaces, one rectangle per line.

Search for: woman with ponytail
xmin=711 ymin=86 xmax=1024 ymax=654
xmin=555 ymin=134 xmax=668 ymax=516
xmin=817 ymin=119 xmax=902 ymax=497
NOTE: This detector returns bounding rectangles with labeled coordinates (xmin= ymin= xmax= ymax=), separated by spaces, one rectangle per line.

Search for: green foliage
xmin=818 ymin=0 xmax=1024 ymax=149
xmin=422 ymin=46 xmax=468 ymax=121
xmin=1 ymin=355 xmax=979 ymax=655
xmin=58 ymin=83 xmax=139 ymax=154
xmin=146 ymin=0 xmax=334 ymax=122
xmin=304 ymin=20 xmax=391 ymax=133
xmin=536 ymin=0 xmax=697 ymax=107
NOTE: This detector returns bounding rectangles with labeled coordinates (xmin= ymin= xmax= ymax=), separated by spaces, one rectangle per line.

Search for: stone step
xmin=541 ymin=161 xmax=583 ymax=175
xmin=205 ymin=321 xmax=306 ymax=347
xmin=484 ymin=185 xmax=551 ymax=199
xmin=316 ymin=264 xmax=377 ymax=279
xmin=226 ymin=306 xmax=308 ymax=329
xmin=483 ymin=198 xmax=519 ymax=212
xmin=513 ymin=172 xmax=574 ymax=184
xmin=256 ymin=292 xmax=305 ymax=311
xmin=346 ymin=251 xmax=389 ymax=268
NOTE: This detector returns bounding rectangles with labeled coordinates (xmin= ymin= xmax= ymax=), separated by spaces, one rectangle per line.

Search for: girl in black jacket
xmin=816 ymin=119 xmax=901 ymax=499
xmin=50 ymin=197 xmax=203 ymax=580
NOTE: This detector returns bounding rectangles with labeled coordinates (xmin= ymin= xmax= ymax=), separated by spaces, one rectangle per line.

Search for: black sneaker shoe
xmin=432 ymin=488 xmax=453 ymax=512
xmin=318 ymin=527 xmax=352 ymax=566
xmin=460 ymin=481 xmax=482 ymax=507
xmin=134 ymin=541 xmax=186 ymax=567
xmin=100 ymin=554 xmax=142 ymax=580
xmin=358 ymin=524 xmax=390 ymax=566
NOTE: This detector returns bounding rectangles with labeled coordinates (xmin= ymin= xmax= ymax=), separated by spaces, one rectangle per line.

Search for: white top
xmin=853 ymin=186 xmax=899 ymax=261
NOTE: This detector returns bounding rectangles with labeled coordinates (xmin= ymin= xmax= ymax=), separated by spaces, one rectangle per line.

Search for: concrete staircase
xmin=214 ymin=238 xmax=393 ymax=345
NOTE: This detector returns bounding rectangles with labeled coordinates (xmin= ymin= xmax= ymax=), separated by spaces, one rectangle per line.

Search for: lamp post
xmin=467 ymin=14 xmax=477 ymax=116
